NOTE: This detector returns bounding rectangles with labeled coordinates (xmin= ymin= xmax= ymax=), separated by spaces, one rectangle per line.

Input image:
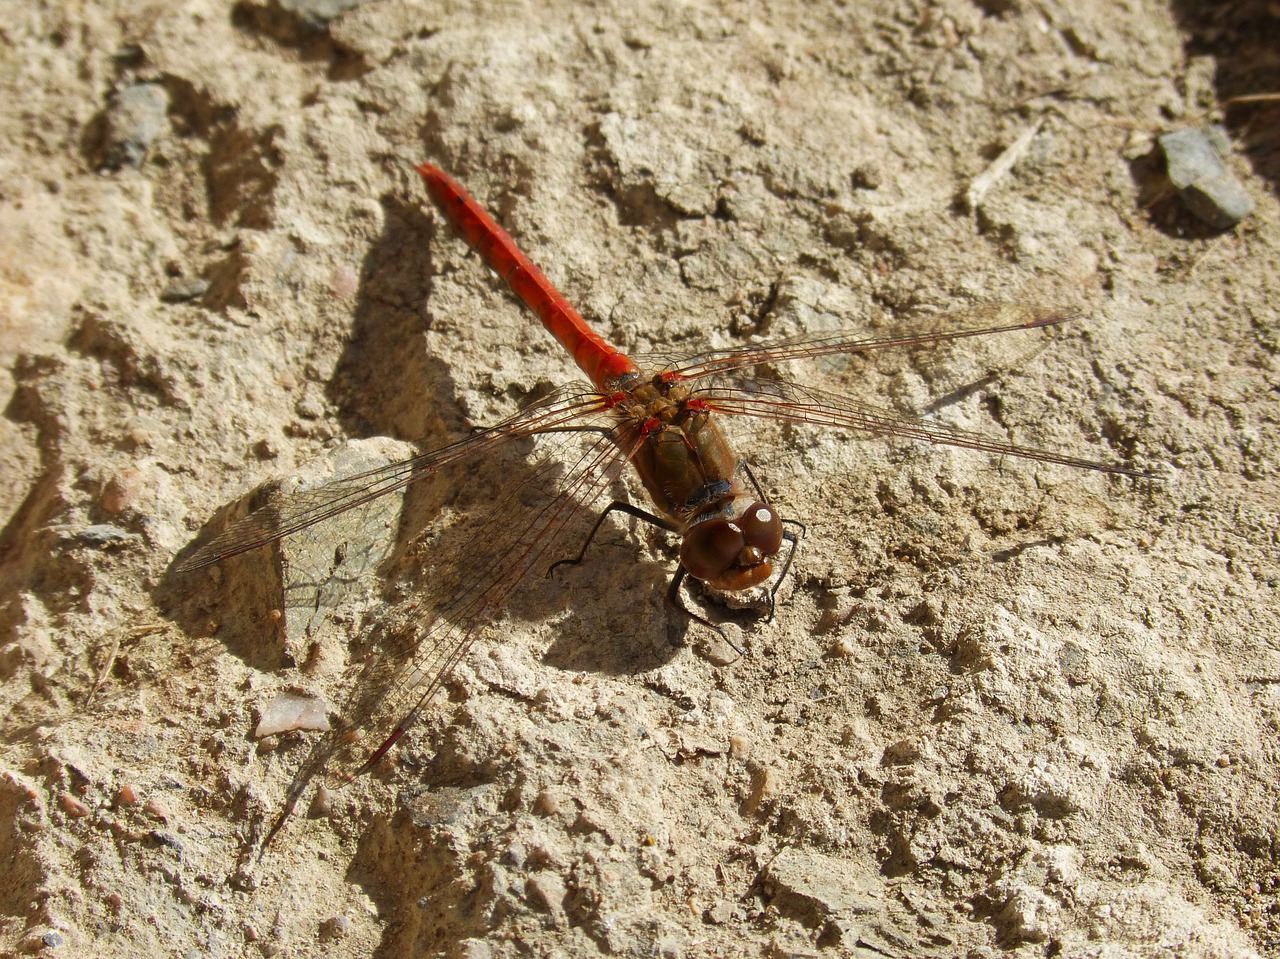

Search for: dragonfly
xmin=179 ymin=162 xmax=1146 ymax=793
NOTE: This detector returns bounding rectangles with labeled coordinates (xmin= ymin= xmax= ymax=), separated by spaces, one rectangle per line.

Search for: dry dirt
xmin=1 ymin=0 xmax=1278 ymax=956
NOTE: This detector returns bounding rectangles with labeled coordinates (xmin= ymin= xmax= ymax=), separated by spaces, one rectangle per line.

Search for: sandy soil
xmin=1 ymin=0 xmax=1278 ymax=956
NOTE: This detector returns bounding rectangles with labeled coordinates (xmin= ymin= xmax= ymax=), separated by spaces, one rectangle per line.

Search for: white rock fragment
xmin=994 ymin=883 xmax=1058 ymax=944
xmin=254 ymin=692 xmax=331 ymax=738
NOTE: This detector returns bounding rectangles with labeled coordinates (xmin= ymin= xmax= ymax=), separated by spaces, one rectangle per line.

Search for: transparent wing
xmin=653 ymin=302 xmax=1080 ymax=383
xmin=696 ymin=377 xmax=1149 ymax=477
xmin=274 ymin=423 xmax=640 ymax=800
xmin=175 ymin=382 xmax=609 ymax=571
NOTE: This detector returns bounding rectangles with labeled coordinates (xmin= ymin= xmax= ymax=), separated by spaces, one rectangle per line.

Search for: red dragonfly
xmin=180 ymin=163 xmax=1145 ymax=790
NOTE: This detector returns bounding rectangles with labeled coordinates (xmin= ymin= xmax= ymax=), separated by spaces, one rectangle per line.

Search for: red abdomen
xmin=417 ymin=163 xmax=638 ymax=392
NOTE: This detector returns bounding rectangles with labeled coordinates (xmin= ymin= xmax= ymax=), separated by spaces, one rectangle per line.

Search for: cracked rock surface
xmin=1 ymin=0 xmax=1278 ymax=956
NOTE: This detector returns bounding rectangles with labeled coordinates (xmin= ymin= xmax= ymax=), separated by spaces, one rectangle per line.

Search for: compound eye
xmin=738 ymin=502 xmax=783 ymax=557
xmin=680 ymin=520 xmax=745 ymax=582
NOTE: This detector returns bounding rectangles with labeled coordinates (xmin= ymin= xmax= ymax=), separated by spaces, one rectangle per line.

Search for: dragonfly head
xmin=680 ymin=501 xmax=784 ymax=591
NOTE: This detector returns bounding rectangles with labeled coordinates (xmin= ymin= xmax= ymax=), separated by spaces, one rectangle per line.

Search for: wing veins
xmin=324 ymin=426 xmax=639 ymax=781
xmin=177 ymin=388 xmax=608 ymax=570
xmin=663 ymin=304 xmax=1078 ymax=382
xmin=701 ymin=383 xmax=1148 ymax=477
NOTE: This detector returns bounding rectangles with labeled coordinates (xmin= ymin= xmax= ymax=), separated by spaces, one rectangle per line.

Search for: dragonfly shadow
xmin=161 ymin=193 xmax=473 ymax=671
xmin=252 ymin=428 xmax=652 ymax=797
xmin=332 ymin=192 xmax=465 ymax=445
xmin=160 ymin=442 xmax=427 ymax=675
xmin=530 ymin=527 xmax=686 ymax=679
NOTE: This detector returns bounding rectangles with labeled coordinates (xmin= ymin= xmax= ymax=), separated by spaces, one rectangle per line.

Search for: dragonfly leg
xmin=741 ymin=461 xmax=772 ymax=501
xmin=765 ymin=521 xmax=805 ymax=622
xmin=666 ymin=566 xmax=744 ymax=659
xmin=547 ymin=501 xmax=679 ymax=579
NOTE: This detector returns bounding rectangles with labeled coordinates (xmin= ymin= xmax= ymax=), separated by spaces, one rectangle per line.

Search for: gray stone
xmin=160 ymin=278 xmax=210 ymax=303
xmin=1159 ymin=125 xmax=1255 ymax=229
xmin=763 ymin=848 xmax=882 ymax=927
xmin=103 ymin=84 xmax=170 ymax=168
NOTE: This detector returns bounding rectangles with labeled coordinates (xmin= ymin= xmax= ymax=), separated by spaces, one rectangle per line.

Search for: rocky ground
xmin=1 ymin=0 xmax=1278 ymax=956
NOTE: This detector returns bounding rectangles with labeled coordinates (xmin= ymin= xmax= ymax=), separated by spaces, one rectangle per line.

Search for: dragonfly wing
xmin=697 ymin=378 xmax=1147 ymax=477
xmin=278 ymin=423 xmax=639 ymax=791
xmin=661 ymin=302 xmax=1080 ymax=382
xmin=175 ymin=383 xmax=610 ymax=571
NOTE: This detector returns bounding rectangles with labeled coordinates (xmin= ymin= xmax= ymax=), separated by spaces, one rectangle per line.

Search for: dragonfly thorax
xmin=609 ymin=373 xmax=784 ymax=590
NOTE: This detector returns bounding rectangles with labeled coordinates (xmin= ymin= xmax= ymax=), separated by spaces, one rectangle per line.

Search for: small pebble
xmin=43 ymin=931 xmax=64 ymax=948
xmin=99 ymin=469 xmax=142 ymax=514
xmin=160 ymin=278 xmax=210 ymax=303
xmin=319 ymin=915 xmax=350 ymax=939
xmin=60 ymin=793 xmax=90 ymax=818
xmin=1158 ymin=125 xmax=1255 ymax=229
xmin=118 ymin=784 xmax=138 ymax=805
xmin=151 ymin=830 xmax=183 ymax=852
xmin=74 ymin=524 xmax=133 ymax=548
xmin=102 ymin=83 xmax=170 ymax=168
xmin=310 ymin=784 xmax=334 ymax=817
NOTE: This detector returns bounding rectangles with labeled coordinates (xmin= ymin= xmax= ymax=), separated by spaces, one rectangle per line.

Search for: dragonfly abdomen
xmin=417 ymin=162 xmax=638 ymax=392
